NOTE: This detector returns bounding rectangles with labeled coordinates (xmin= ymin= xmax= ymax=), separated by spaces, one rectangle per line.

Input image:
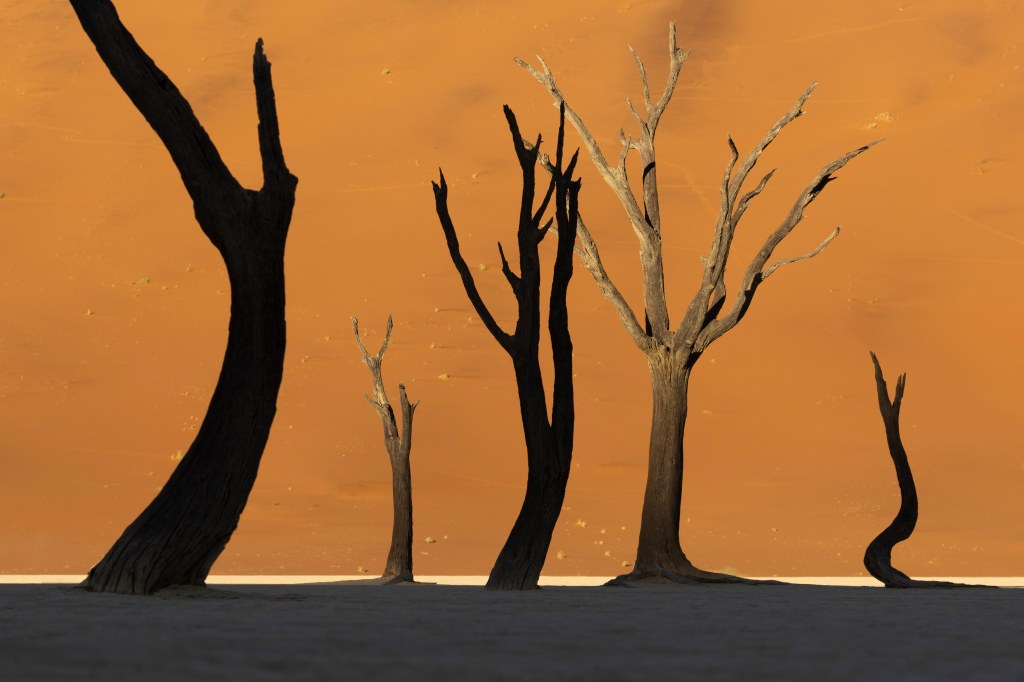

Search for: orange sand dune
xmin=1 ymin=0 xmax=1021 ymax=576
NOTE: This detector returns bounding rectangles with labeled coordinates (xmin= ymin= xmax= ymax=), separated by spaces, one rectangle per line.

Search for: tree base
xmin=375 ymin=573 xmax=418 ymax=586
xmin=607 ymin=561 xmax=780 ymax=586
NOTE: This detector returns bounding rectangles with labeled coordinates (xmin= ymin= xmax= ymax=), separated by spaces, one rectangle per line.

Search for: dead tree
xmin=519 ymin=23 xmax=874 ymax=584
xmin=865 ymin=353 xmax=975 ymax=589
xmin=70 ymin=1 xmax=297 ymax=594
xmin=433 ymin=104 xmax=580 ymax=590
xmin=352 ymin=316 xmax=418 ymax=584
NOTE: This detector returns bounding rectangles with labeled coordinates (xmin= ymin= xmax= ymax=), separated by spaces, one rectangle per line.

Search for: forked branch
xmin=352 ymin=316 xmax=411 ymax=447
xmin=253 ymin=38 xmax=295 ymax=196
xmin=692 ymin=140 xmax=877 ymax=352
xmin=535 ymin=152 xmax=652 ymax=353
xmin=514 ymin=58 xmax=649 ymax=241
xmin=432 ymin=171 xmax=513 ymax=351
xmin=352 ymin=316 xmax=418 ymax=584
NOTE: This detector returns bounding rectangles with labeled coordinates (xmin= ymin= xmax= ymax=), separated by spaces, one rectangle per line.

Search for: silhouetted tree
xmin=433 ymin=104 xmax=580 ymax=590
xmin=352 ymin=316 xmax=418 ymax=584
xmin=864 ymin=353 xmax=978 ymax=589
xmin=519 ymin=23 xmax=874 ymax=584
xmin=70 ymin=0 xmax=297 ymax=594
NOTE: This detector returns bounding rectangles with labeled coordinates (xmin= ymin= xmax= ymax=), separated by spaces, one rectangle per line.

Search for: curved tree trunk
xmin=434 ymin=105 xmax=580 ymax=590
xmin=71 ymin=0 xmax=297 ymax=595
xmin=485 ymin=358 xmax=571 ymax=590
xmin=864 ymin=353 xmax=975 ymax=589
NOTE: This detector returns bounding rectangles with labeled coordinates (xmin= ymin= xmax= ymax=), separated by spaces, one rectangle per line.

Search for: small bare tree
xmin=71 ymin=1 xmax=297 ymax=594
xmin=519 ymin=23 xmax=874 ymax=584
xmin=432 ymin=104 xmax=581 ymax=590
xmin=865 ymin=353 xmax=978 ymax=589
xmin=352 ymin=316 xmax=418 ymax=584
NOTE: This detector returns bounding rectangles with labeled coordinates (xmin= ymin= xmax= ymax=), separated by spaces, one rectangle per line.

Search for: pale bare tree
xmin=519 ymin=23 xmax=875 ymax=584
xmin=352 ymin=316 xmax=418 ymax=584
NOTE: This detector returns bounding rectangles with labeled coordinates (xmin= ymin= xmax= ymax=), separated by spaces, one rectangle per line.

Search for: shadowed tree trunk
xmin=864 ymin=353 xmax=980 ymax=589
xmin=352 ymin=316 xmax=418 ymax=584
xmin=433 ymin=104 xmax=581 ymax=590
xmin=70 ymin=0 xmax=297 ymax=595
xmin=519 ymin=23 xmax=875 ymax=584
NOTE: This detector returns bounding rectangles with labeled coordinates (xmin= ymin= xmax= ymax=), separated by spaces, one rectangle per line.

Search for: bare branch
xmin=253 ymin=38 xmax=296 ymax=195
xmin=536 ymin=148 xmax=652 ymax=353
xmin=574 ymin=217 xmax=655 ymax=352
xmin=432 ymin=170 xmax=513 ymax=351
xmin=626 ymin=97 xmax=646 ymax=130
xmin=397 ymin=384 xmax=419 ymax=453
xmin=352 ymin=316 xmax=398 ymax=442
xmin=694 ymin=140 xmax=876 ymax=351
xmin=497 ymin=241 xmax=520 ymax=290
xmin=761 ymin=226 xmax=840 ymax=280
xmin=732 ymin=169 xmax=776 ymax=226
xmin=728 ymin=83 xmax=817 ymax=206
xmin=536 ymin=218 xmax=552 ymax=244
xmin=646 ymin=21 xmax=688 ymax=135
xmin=68 ymin=0 xmax=245 ymax=231
xmin=629 ymin=45 xmax=652 ymax=111
xmin=515 ymin=55 xmax=649 ymax=236
xmin=673 ymin=136 xmax=738 ymax=349
xmin=617 ymin=130 xmax=632 ymax=178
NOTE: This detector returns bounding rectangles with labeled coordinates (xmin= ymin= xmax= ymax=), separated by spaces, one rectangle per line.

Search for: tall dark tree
xmin=352 ymin=316 xmax=418 ymax=584
xmin=70 ymin=0 xmax=297 ymax=594
xmin=433 ymin=105 xmax=581 ymax=590
xmin=519 ymin=23 xmax=874 ymax=584
xmin=864 ymin=353 xmax=979 ymax=589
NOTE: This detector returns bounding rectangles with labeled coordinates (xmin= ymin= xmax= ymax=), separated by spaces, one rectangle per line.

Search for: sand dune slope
xmin=0 ymin=1 xmax=1022 ymax=576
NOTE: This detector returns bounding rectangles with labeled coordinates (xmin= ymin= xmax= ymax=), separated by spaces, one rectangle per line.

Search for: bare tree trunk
xmin=633 ymin=356 xmax=689 ymax=576
xmin=485 ymin=358 xmax=572 ymax=589
xmin=433 ymin=104 xmax=580 ymax=590
xmin=864 ymin=353 xmax=979 ymax=589
xmin=385 ymin=446 xmax=414 ymax=582
xmin=519 ymin=24 xmax=873 ymax=585
xmin=612 ymin=355 xmax=753 ymax=583
xmin=352 ymin=317 xmax=417 ymax=584
xmin=71 ymin=0 xmax=297 ymax=595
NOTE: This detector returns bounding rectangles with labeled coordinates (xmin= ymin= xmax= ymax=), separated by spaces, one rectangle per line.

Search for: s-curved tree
xmin=864 ymin=353 xmax=979 ymax=589
xmin=519 ymin=23 xmax=874 ymax=584
xmin=70 ymin=0 xmax=297 ymax=594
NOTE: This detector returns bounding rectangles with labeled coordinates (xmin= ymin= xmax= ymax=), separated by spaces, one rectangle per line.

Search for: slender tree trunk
xmin=352 ymin=317 xmax=417 ymax=585
xmin=486 ymin=358 xmax=571 ymax=590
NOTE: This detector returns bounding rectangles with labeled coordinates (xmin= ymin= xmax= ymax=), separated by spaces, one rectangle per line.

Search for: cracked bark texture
xmin=71 ymin=0 xmax=297 ymax=595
